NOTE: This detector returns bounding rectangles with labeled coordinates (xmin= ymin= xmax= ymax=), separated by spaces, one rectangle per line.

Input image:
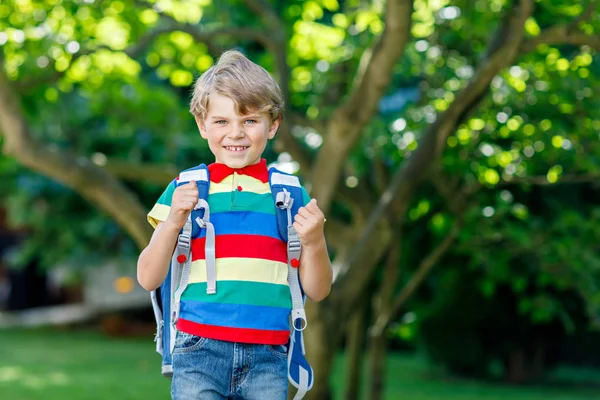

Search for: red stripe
xmin=177 ymin=319 xmax=289 ymax=345
xmin=191 ymin=234 xmax=287 ymax=263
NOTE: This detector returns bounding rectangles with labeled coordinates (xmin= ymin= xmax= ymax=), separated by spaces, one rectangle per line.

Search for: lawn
xmin=1 ymin=328 xmax=599 ymax=400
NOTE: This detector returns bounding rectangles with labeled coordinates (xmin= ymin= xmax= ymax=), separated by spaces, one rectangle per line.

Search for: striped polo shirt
xmin=147 ymin=159 xmax=310 ymax=345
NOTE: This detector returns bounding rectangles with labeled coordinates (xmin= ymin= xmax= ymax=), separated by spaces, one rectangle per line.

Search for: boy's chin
xmin=219 ymin=158 xmax=251 ymax=169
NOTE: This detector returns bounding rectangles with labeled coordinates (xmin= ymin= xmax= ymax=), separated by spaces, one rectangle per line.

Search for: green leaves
xmin=1 ymin=0 xmax=599 ymax=342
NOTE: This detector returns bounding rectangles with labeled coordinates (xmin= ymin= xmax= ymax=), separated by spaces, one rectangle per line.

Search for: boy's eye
xmin=215 ymin=120 xmax=227 ymax=125
xmin=245 ymin=119 xmax=257 ymax=124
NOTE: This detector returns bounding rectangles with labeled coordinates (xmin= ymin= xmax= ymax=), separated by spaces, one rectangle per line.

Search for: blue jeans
xmin=171 ymin=331 xmax=288 ymax=400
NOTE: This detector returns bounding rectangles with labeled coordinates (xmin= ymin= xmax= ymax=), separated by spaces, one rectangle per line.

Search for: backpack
xmin=150 ymin=164 xmax=314 ymax=399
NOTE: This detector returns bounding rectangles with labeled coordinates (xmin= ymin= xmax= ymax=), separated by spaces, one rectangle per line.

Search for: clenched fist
xmin=293 ymin=198 xmax=326 ymax=248
xmin=166 ymin=181 xmax=199 ymax=230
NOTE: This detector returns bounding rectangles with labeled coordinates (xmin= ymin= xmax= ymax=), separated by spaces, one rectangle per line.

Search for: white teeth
xmin=225 ymin=146 xmax=248 ymax=152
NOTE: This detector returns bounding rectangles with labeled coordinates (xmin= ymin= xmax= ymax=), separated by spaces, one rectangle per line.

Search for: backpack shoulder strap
xmin=268 ymin=167 xmax=314 ymax=399
xmin=269 ymin=168 xmax=304 ymax=241
xmin=177 ymin=164 xmax=210 ymax=197
xmin=152 ymin=164 xmax=215 ymax=377
xmin=170 ymin=164 xmax=216 ymax=352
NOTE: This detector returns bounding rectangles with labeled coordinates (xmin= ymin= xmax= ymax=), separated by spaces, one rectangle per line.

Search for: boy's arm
xmin=137 ymin=221 xmax=181 ymax=291
xmin=294 ymin=196 xmax=333 ymax=302
xmin=137 ymin=180 xmax=199 ymax=291
xmin=298 ymin=232 xmax=332 ymax=302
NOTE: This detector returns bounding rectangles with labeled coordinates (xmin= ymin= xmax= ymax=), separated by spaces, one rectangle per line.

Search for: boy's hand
xmin=293 ymin=199 xmax=326 ymax=249
xmin=166 ymin=181 xmax=199 ymax=230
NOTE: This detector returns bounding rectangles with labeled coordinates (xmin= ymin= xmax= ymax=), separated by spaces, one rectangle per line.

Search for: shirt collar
xmin=207 ymin=158 xmax=269 ymax=184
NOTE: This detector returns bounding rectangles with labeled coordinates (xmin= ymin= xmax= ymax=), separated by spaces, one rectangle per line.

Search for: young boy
xmin=137 ymin=50 xmax=333 ymax=399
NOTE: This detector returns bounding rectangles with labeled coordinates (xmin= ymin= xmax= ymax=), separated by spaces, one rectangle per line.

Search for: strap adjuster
xmin=288 ymin=226 xmax=301 ymax=253
xmin=177 ymin=233 xmax=191 ymax=249
xmin=276 ymin=190 xmax=293 ymax=209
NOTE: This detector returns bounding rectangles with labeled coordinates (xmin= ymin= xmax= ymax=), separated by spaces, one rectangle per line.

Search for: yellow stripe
xmin=189 ymin=258 xmax=289 ymax=285
xmin=148 ymin=204 xmax=170 ymax=228
xmin=209 ymin=174 xmax=270 ymax=194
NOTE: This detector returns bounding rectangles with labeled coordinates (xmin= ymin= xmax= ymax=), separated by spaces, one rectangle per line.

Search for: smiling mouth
xmin=224 ymin=146 xmax=249 ymax=152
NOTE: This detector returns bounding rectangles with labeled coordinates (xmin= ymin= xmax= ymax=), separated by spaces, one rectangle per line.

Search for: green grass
xmin=1 ymin=328 xmax=599 ymax=399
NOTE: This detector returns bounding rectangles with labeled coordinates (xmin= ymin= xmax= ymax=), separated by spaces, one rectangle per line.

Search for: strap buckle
xmin=172 ymin=303 xmax=180 ymax=325
xmin=291 ymin=308 xmax=307 ymax=331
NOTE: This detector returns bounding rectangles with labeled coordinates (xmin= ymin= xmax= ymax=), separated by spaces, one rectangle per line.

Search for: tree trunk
xmin=368 ymin=245 xmax=401 ymax=400
xmin=301 ymin=301 xmax=338 ymax=400
xmin=506 ymin=348 xmax=528 ymax=384
xmin=343 ymin=296 xmax=369 ymax=400
xmin=367 ymin=331 xmax=387 ymax=400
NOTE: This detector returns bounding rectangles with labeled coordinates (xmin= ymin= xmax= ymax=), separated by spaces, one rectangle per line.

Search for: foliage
xmin=1 ymin=0 xmax=600 ymax=395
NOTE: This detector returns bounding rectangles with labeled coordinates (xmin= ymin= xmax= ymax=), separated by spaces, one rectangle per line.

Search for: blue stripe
xmin=191 ymin=211 xmax=281 ymax=240
xmin=180 ymin=301 xmax=291 ymax=331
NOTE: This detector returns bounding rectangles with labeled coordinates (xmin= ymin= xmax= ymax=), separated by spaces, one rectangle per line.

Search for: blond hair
xmin=190 ymin=50 xmax=284 ymax=123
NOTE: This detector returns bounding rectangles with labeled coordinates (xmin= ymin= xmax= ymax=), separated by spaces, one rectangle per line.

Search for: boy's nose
xmin=228 ymin=124 xmax=246 ymax=138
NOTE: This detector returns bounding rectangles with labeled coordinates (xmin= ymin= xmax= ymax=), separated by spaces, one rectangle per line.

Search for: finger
xmin=174 ymin=197 xmax=196 ymax=208
xmin=294 ymin=213 xmax=309 ymax=223
xmin=304 ymin=198 xmax=319 ymax=212
xmin=298 ymin=207 xmax=312 ymax=218
xmin=177 ymin=187 xmax=199 ymax=197
xmin=293 ymin=221 xmax=304 ymax=233
xmin=179 ymin=201 xmax=196 ymax=211
xmin=294 ymin=214 xmax=308 ymax=227
xmin=181 ymin=185 xmax=198 ymax=194
xmin=300 ymin=206 xmax=324 ymax=222
xmin=181 ymin=194 xmax=199 ymax=203
xmin=176 ymin=180 xmax=195 ymax=189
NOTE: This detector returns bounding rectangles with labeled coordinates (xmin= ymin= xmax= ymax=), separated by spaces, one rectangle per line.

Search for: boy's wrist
xmin=163 ymin=219 xmax=183 ymax=234
xmin=302 ymin=235 xmax=327 ymax=252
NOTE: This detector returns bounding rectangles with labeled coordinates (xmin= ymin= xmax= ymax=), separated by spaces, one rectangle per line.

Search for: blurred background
xmin=1 ymin=0 xmax=599 ymax=399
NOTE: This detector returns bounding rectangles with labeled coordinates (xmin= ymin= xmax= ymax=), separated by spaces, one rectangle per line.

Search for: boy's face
xmin=197 ymin=93 xmax=280 ymax=169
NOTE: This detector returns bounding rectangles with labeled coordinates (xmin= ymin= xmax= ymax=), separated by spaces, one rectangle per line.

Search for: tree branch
xmin=0 ymin=65 xmax=153 ymax=250
xmin=370 ymin=215 xmax=463 ymax=336
xmin=238 ymin=0 xmax=316 ymax=177
xmin=500 ymin=173 xmax=600 ymax=186
xmin=102 ymin=159 xmax=178 ymax=186
xmin=332 ymin=0 xmax=534 ymax=316
xmin=520 ymin=0 xmax=600 ymax=53
xmin=288 ymin=112 xmax=327 ymax=135
xmin=241 ymin=0 xmax=283 ymax=34
xmin=520 ymin=29 xmax=600 ymax=53
xmin=310 ymin=0 xmax=414 ymax=214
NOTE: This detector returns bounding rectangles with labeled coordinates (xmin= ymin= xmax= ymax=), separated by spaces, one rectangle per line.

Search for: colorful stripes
xmin=193 ymin=211 xmax=281 ymax=239
xmin=209 ymin=174 xmax=271 ymax=195
xmin=176 ymin=319 xmax=289 ymax=345
xmin=147 ymin=167 xmax=315 ymax=345
xmin=187 ymin=258 xmax=289 ymax=285
xmin=191 ymin=234 xmax=286 ymax=263
xmin=179 ymin=301 xmax=290 ymax=330
xmin=181 ymin=281 xmax=292 ymax=308
xmin=208 ymin=192 xmax=275 ymax=214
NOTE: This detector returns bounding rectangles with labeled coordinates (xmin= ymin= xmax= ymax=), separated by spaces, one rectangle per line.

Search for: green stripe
xmin=301 ymin=187 xmax=311 ymax=206
xmin=155 ymin=180 xmax=309 ymax=210
xmin=156 ymin=181 xmax=176 ymax=207
xmin=208 ymin=192 xmax=276 ymax=214
xmin=181 ymin=281 xmax=292 ymax=308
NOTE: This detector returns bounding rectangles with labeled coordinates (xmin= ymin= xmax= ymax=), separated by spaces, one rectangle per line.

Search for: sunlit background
xmin=1 ymin=0 xmax=599 ymax=399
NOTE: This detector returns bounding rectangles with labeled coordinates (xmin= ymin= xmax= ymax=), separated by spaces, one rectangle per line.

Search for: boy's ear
xmin=268 ymin=116 xmax=282 ymax=139
xmin=195 ymin=115 xmax=208 ymax=139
